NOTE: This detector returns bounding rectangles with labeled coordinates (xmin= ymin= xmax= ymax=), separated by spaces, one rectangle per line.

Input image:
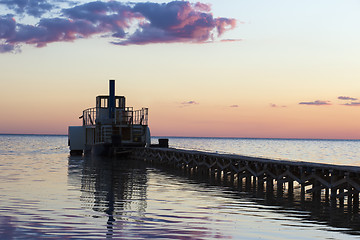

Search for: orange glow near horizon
xmin=1 ymin=78 xmax=360 ymax=139
xmin=148 ymin=101 xmax=360 ymax=139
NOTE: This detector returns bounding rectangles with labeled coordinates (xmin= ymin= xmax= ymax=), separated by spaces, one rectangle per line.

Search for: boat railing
xmin=134 ymin=108 xmax=148 ymax=125
xmin=82 ymin=108 xmax=96 ymax=126
xmin=82 ymin=107 xmax=148 ymax=126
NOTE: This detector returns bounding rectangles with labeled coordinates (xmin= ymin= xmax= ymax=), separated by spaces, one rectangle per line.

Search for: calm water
xmin=0 ymin=135 xmax=360 ymax=239
xmin=156 ymin=137 xmax=360 ymax=166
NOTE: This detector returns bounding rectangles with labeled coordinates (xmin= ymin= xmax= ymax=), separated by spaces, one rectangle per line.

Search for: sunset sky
xmin=1 ymin=0 xmax=360 ymax=139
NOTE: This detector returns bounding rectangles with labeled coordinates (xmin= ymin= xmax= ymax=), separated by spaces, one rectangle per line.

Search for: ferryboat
xmin=68 ymin=80 xmax=151 ymax=156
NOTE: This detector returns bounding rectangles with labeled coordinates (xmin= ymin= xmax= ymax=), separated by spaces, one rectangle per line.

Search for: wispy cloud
xmin=299 ymin=100 xmax=331 ymax=106
xmin=270 ymin=103 xmax=287 ymax=108
xmin=342 ymin=102 xmax=360 ymax=106
xmin=181 ymin=100 xmax=199 ymax=106
xmin=229 ymin=104 xmax=239 ymax=108
xmin=0 ymin=1 xmax=238 ymax=53
xmin=221 ymin=39 xmax=242 ymax=43
xmin=338 ymin=96 xmax=358 ymax=101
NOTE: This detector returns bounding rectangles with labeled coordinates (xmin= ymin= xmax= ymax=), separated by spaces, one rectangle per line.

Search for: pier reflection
xmin=157 ymin=162 xmax=360 ymax=235
xmin=68 ymin=155 xmax=360 ymax=238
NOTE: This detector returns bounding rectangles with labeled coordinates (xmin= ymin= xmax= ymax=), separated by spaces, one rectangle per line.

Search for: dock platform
xmin=132 ymin=147 xmax=360 ymax=210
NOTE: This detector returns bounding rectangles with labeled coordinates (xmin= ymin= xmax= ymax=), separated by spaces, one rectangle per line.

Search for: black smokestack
xmin=109 ymin=80 xmax=115 ymax=119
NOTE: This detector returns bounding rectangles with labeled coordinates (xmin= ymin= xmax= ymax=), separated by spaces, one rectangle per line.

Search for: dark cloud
xmin=0 ymin=0 xmax=53 ymax=17
xmin=114 ymin=1 xmax=237 ymax=45
xmin=6 ymin=17 xmax=102 ymax=47
xmin=338 ymin=96 xmax=358 ymax=101
xmin=0 ymin=1 xmax=238 ymax=53
xmin=230 ymin=105 xmax=239 ymax=108
xmin=0 ymin=15 xmax=16 ymax=38
xmin=0 ymin=43 xmax=15 ymax=53
xmin=0 ymin=15 xmax=17 ymax=52
xmin=299 ymin=100 xmax=331 ymax=106
xmin=62 ymin=1 xmax=136 ymax=28
xmin=342 ymin=102 xmax=360 ymax=106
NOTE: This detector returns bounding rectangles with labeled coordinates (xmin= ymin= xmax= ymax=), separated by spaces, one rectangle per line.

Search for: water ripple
xmin=1 ymin=135 xmax=360 ymax=239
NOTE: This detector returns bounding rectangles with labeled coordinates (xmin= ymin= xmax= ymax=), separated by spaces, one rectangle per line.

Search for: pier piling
xmin=132 ymin=147 xmax=360 ymax=210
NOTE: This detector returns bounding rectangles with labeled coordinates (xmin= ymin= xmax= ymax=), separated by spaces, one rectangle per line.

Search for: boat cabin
xmin=68 ymin=80 xmax=150 ymax=155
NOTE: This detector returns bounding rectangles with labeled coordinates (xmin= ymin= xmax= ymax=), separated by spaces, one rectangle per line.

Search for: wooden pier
xmin=132 ymin=147 xmax=360 ymax=211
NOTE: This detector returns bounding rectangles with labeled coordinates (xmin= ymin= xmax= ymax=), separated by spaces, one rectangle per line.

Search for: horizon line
xmin=1 ymin=133 xmax=359 ymax=141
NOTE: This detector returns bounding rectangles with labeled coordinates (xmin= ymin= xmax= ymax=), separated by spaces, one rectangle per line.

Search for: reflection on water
xmin=69 ymin=156 xmax=232 ymax=239
xmin=67 ymin=155 xmax=360 ymax=239
xmin=78 ymin=156 xmax=148 ymax=237
xmin=1 ymin=135 xmax=360 ymax=239
xmin=162 ymin=164 xmax=360 ymax=236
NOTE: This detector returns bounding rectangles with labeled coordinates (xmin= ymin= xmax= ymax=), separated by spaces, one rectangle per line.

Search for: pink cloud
xmin=221 ymin=39 xmax=242 ymax=43
xmin=215 ymin=18 xmax=237 ymax=36
xmin=0 ymin=1 xmax=238 ymax=53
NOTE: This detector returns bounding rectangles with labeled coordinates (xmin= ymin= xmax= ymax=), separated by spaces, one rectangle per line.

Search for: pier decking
xmin=132 ymin=147 xmax=360 ymax=210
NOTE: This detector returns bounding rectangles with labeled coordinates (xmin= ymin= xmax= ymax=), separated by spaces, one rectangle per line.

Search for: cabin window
xmin=115 ymin=97 xmax=125 ymax=109
xmin=100 ymin=98 xmax=108 ymax=108
xmin=96 ymin=96 xmax=125 ymax=109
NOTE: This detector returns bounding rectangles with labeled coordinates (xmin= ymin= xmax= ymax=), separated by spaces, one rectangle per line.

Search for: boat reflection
xmin=68 ymin=155 xmax=148 ymax=237
xmin=68 ymin=156 xmax=360 ymax=237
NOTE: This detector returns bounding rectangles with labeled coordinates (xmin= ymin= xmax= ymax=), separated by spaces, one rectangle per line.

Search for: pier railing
xmin=132 ymin=147 xmax=360 ymax=210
